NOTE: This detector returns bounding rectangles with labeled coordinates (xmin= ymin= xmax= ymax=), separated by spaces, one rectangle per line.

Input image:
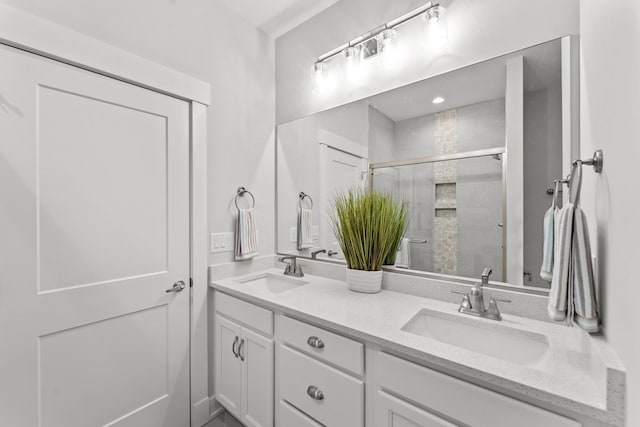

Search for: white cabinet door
xmin=215 ymin=315 xmax=243 ymax=419
xmin=0 ymin=44 xmax=190 ymax=427
xmin=375 ymin=391 xmax=457 ymax=427
xmin=241 ymin=328 xmax=274 ymax=427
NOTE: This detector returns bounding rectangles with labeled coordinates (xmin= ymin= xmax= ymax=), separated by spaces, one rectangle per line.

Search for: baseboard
xmin=192 ymin=396 xmax=210 ymax=427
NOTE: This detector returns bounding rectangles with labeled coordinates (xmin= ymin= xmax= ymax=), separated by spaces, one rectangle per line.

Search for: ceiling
xmin=368 ymin=39 xmax=562 ymax=122
xmin=214 ymin=0 xmax=339 ymax=38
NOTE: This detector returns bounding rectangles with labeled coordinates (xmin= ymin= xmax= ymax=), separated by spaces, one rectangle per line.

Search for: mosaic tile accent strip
xmin=434 ymin=216 xmax=457 ymax=275
xmin=434 ymin=109 xmax=458 ymax=275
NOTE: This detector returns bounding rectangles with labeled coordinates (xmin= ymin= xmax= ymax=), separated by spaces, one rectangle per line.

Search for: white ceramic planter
xmin=346 ymin=268 xmax=383 ymax=293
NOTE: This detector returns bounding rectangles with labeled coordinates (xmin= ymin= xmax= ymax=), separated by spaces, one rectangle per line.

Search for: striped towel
xmin=297 ymin=208 xmax=313 ymax=249
xmin=547 ymin=203 xmax=599 ymax=332
xmin=235 ymin=208 xmax=258 ymax=261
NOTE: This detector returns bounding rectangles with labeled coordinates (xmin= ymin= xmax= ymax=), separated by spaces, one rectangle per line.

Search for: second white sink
xmin=402 ymin=309 xmax=553 ymax=373
xmin=237 ymin=272 xmax=309 ymax=294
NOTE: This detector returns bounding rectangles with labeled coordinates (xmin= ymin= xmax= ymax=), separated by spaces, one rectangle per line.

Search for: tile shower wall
xmin=373 ymin=98 xmax=505 ymax=279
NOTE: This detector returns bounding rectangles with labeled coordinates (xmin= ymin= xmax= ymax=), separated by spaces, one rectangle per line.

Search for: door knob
xmin=166 ymin=280 xmax=186 ymax=293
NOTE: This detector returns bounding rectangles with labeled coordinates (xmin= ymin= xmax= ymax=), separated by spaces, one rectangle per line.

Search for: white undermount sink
xmin=236 ymin=272 xmax=309 ymax=294
xmin=402 ymin=309 xmax=554 ymax=372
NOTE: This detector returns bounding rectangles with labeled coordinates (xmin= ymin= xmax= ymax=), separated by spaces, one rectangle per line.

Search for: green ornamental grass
xmin=330 ymin=189 xmax=409 ymax=271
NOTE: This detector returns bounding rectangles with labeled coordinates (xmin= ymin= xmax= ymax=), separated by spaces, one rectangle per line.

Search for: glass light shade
xmin=342 ymin=45 xmax=363 ymax=82
xmin=423 ymin=5 xmax=448 ymax=49
xmin=311 ymin=62 xmax=329 ymax=94
xmin=378 ymin=28 xmax=400 ymax=69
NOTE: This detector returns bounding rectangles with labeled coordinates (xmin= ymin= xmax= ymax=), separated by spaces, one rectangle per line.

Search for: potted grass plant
xmin=330 ymin=189 xmax=409 ymax=293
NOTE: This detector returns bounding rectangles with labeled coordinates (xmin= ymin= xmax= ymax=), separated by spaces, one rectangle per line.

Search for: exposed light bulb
xmin=423 ymin=5 xmax=448 ymax=49
xmin=432 ymin=96 xmax=445 ymax=104
xmin=378 ymin=28 xmax=400 ymax=69
xmin=311 ymin=61 xmax=330 ymax=94
xmin=342 ymin=45 xmax=363 ymax=83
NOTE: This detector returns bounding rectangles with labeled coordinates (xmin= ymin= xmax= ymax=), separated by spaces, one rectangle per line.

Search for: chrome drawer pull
xmin=306 ymin=385 xmax=324 ymax=401
xmin=307 ymin=336 xmax=325 ymax=349
xmin=238 ymin=338 xmax=245 ymax=362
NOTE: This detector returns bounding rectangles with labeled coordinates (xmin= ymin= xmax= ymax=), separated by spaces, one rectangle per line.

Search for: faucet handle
xmin=486 ymin=299 xmax=502 ymax=320
xmin=459 ymin=295 xmax=472 ymax=311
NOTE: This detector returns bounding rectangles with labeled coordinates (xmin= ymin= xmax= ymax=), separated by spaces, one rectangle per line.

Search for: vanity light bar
xmin=314 ymin=1 xmax=438 ymax=64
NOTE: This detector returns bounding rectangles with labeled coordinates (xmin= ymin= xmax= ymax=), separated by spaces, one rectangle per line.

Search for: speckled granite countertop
xmin=210 ymin=268 xmax=625 ymax=425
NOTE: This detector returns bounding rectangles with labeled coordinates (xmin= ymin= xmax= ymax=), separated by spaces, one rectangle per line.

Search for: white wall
xmin=276 ymin=0 xmax=578 ymax=124
xmin=0 ymin=0 xmax=277 ymax=267
xmin=277 ymin=100 xmax=368 ymax=253
xmin=0 ymin=0 xmax=276 ymax=423
xmin=580 ymin=1 xmax=640 ymax=425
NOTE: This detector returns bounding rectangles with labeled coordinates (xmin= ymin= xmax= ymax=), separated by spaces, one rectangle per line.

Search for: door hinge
xmin=189 ymin=277 xmax=193 ymax=288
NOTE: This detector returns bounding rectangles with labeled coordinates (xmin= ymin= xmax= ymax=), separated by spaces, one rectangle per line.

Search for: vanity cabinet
xmin=374 ymin=352 xmax=581 ymax=427
xmin=214 ymin=293 xmax=274 ymax=427
xmin=277 ymin=316 xmax=365 ymax=427
xmin=375 ymin=390 xmax=456 ymax=427
xmin=211 ymin=289 xmax=599 ymax=427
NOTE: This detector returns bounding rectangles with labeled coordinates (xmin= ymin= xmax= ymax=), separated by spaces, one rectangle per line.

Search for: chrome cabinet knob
xmin=307 ymin=336 xmax=325 ymax=349
xmin=166 ymin=280 xmax=186 ymax=293
xmin=306 ymin=385 xmax=324 ymax=401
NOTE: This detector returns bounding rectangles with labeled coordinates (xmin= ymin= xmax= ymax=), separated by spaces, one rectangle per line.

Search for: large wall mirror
xmin=277 ymin=37 xmax=579 ymax=290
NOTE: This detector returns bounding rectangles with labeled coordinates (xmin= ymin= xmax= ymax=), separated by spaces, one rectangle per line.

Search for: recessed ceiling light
xmin=432 ymin=96 xmax=445 ymax=104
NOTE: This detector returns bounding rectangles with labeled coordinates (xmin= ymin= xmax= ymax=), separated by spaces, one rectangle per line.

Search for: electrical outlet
xmin=289 ymin=227 xmax=297 ymax=243
xmin=311 ymin=225 xmax=319 ymax=240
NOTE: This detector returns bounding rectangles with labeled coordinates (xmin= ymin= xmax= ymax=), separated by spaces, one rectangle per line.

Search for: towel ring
xmin=235 ymin=187 xmax=255 ymax=210
xmin=299 ymin=192 xmax=313 ymax=209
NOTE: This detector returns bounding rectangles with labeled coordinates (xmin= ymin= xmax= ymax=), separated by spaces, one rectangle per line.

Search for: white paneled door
xmin=0 ymin=44 xmax=190 ymax=427
xmin=319 ymin=145 xmax=368 ymax=258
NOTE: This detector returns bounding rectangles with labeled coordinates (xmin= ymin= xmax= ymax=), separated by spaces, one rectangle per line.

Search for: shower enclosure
xmin=370 ymin=148 xmax=505 ymax=281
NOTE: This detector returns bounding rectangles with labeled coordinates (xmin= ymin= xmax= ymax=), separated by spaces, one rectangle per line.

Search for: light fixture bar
xmin=314 ymin=1 xmax=436 ymax=64
xmin=386 ymin=1 xmax=435 ymax=28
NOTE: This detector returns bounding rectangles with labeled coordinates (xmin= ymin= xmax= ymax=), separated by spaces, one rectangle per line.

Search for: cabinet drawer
xmin=279 ymin=345 xmax=364 ymax=427
xmin=279 ymin=315 xmax=364 ymax=376
xmin=377 ymin=352 xmax=581 ymax=427
xmin=375 ymin=390 xmax=456 ymax=427
xmin=279 ymin=400 xmax=323 ymax=427
xmin=215 ymin=292 xmax=273 ymax=336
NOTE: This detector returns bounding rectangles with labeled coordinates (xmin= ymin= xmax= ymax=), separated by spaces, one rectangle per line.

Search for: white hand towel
xmin=297 ymin=207 xmax=313 ymax=249
xmin=540 ymin=205 xmax=557 ymax=282
xmin=235 ymin=208 xmax=258 ymax=261
xmin=395 ymin=237 xmax=410 ymax=269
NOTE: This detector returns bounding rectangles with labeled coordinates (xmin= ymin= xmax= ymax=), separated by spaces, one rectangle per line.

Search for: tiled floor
xmin=203 ymin=411 xmax=242 ymax=427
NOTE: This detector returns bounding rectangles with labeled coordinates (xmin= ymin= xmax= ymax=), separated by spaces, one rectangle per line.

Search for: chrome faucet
xmin=453 ymin=267 xmax=509 ymax=321
xmin=310 ymin=249 xmax=326 ymax=259
xmin=279 ymin=256 xmax=304 ymax=278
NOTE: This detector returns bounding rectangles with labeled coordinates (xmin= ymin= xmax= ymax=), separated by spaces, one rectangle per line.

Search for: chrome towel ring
xmin=235 ymin=187 xmax=255 ymax=210
xmin=299 ymin=192 xmax=313 ymax=209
